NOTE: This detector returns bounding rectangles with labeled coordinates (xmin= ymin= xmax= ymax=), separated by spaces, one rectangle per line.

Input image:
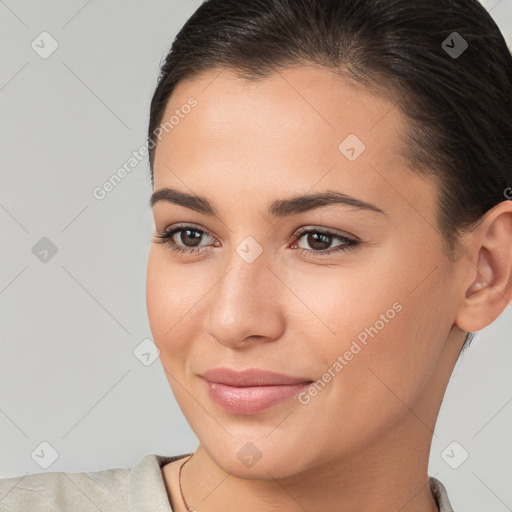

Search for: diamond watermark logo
xmin=236 ymin=236 xmax=263 ymax=264
xmin=32 ymin=237 xmax=58 ymax=263
xmin=442 ymin=32 xmax=468 ymax=59
xmin=133 ymin=338 xmax=160 ymax=366
xmin=237 ymin=442 xmax=262 ymax=468
xmin=441 ymin=441 xmax=469 ymax=469
xmin=31 ymin=31 xmax=59 ymax=59
xmin=31 ymin=441 xmax=59 ymax=469
xmin=338 ymin=134 xmax=366 ymax=161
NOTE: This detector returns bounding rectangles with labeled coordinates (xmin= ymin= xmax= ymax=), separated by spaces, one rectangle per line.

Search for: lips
xmin=201 ymin=367 xmax=312 ymax=387
xmin=200 ymin=367 xmax=313 ymax=415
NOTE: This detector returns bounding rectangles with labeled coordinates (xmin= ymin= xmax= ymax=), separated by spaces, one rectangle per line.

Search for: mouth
xmin=201 ymin=367 xmax=313 ymax=387
xmin=200 ymin=367 xmax=313 ymax=415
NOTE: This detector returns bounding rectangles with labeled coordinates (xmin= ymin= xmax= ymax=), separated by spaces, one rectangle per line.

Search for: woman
xmin=1 ymin=0 xmax=511 ymax=510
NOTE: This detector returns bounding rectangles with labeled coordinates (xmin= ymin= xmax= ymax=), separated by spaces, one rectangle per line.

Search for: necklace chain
xmin=178 ymin=454 xmax=194 ymax=511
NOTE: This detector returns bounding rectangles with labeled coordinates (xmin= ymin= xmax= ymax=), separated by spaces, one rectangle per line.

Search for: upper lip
xmin=201 ymin=367 xmax=313 ymax=387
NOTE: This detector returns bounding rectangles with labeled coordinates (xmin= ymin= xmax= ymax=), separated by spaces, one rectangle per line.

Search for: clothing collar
xmin=127 ymin=453 xmax=191 ymax=511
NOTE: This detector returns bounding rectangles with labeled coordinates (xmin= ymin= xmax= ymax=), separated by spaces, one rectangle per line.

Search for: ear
xmin=455 ymin=200 xmax=512 ymax=333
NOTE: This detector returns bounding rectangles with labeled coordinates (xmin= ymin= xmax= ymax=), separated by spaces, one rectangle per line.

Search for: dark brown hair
xmin=147 ymin=0 xmax=512 ymax=350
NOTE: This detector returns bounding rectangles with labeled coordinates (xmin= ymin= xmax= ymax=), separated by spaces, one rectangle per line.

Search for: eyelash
xmin=153 ymin=224 xmax=360 ymax=258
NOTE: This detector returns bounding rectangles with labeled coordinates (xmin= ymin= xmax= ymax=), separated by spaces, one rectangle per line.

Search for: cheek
xmin=302 ymin=248 xmax=453 ymax=440
xmin=146 ymin=249 xmax=201 ymax=359
xmin=346 ymin=286 xmax=450 ymax=437
xmin=146 ymin=250 xmax=209 ymax=411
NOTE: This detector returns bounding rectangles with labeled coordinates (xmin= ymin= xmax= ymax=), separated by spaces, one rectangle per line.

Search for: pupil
xmin=308 ymin=233 xmax=331 ymax=250
xmin=182 ymin=229 xmax=202 ymax=247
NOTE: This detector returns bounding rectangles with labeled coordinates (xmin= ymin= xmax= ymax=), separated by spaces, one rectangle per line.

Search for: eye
xmin=291 ymin=227 xmax=360 ymax=258
xmin=153 ymin=224 xmax=218 ymax=255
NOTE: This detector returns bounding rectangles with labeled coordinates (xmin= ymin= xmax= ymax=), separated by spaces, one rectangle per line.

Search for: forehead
xmin=159 ymin=64 xmax=404 ymax=153
xmin=153 ymin=65 xmax=435 ymax=221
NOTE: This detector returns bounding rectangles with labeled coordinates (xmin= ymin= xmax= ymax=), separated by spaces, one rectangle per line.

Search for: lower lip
xmin=203 ymin=379 xmax=311 ymax=415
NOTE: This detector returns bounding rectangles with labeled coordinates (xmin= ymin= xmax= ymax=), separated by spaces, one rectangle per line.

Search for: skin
xmin=146 ymin=65 xmax=512 ymax=512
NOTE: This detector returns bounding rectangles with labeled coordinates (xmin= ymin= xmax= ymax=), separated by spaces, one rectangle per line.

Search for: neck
xmin=180 ymin=419 xmax=439 ymax=512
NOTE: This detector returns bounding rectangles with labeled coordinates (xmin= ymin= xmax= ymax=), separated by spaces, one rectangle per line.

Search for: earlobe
xmin=455 ymin=201 xmax=512 ymax=333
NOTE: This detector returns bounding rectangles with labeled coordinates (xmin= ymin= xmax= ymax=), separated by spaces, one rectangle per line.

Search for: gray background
xmin=0 ymin=1 xmax=511 ymax=511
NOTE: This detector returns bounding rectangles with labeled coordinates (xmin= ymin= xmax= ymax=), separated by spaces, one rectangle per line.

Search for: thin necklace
xmin=178 ymin=454 xmax=194 ymax=511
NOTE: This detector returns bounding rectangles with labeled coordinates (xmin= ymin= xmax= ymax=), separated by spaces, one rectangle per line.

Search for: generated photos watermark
xmin=92 ymin=97 xmax=198 ymax=200
xmin=298 ymin=301 xmax=403 ymax=405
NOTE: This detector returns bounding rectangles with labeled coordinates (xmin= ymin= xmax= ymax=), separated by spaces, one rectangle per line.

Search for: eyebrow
xmin=149 ymin=187 xmax=385 ymax=217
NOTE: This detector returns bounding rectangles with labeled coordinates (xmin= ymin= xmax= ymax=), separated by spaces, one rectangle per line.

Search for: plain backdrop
xmin=0 ymin=1 xmax=511 ymax=511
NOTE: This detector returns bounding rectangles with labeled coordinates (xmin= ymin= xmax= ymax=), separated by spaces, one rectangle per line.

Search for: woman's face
xmin=146 ymin=65 xmax=466 ymax=477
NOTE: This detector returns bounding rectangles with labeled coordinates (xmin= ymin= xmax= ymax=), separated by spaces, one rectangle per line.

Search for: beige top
xmin=0 ymin=452 xmax=454 ymax=511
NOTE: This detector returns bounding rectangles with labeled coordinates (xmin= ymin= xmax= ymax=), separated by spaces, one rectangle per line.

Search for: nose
xmin=205 ymin=250 xmax=286 ymax=348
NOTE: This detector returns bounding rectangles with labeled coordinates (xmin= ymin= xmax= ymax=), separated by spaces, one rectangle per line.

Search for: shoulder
xmin=0 ymin=453 xmax=185 ymax=512
xmin=0 ymin=463 xmax=129 ymax=512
